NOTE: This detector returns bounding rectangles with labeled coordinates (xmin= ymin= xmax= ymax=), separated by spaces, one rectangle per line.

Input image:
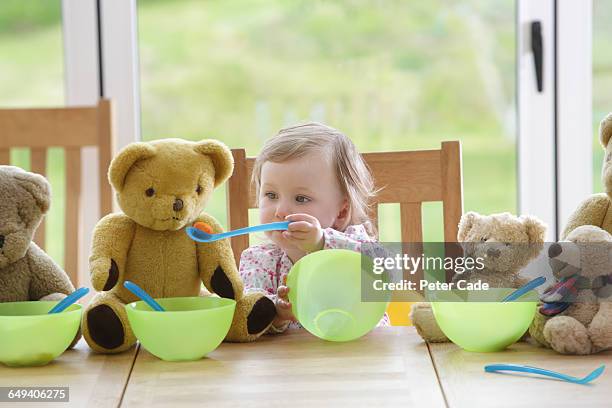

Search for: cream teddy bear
xmin=0 ymin=166 xmax=75 ymax=303
xmin=411 ymin=211 xmax=546 ymax=343
xmin=529 ymin=225 xmax=612 ymax=354
xmin=562 ymin=113 xmax=612 ymax=238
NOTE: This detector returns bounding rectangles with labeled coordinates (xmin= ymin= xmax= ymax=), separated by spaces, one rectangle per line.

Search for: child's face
xmin=259 ymin=153 xmax=347 ymax=246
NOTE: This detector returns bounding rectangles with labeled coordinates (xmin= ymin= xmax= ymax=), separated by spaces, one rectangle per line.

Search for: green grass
xmin=0 ymin=0 xmax=61 ymax=36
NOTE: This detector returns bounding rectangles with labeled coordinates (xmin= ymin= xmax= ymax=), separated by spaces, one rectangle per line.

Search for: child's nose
xmin=274 ymin=201 xmax=292 ymax=219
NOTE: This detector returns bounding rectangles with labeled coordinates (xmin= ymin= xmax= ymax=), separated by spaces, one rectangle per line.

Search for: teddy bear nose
xmin=0 ymin=235 xmax=4 ymax=248
xmin=548 ymin=242 xmax=563 ymax=258
xmin=173 ymin=199 xmax=184 ymax=212
xmin=486 ymin=248 xmax=501 ymax=258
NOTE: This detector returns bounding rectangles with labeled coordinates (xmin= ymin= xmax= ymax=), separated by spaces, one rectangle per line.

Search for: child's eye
xmin=295 ymin=195 xmax=311 ymax=203
xmin=264 ymin=192 xmax=277 ymax=200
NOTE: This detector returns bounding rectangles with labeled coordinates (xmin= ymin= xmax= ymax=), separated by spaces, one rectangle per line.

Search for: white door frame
xmin=556 ymin=0 xmax=592 ymax=236
xmin=517 ymin=0 xmax=592 ymax=240
xmin=62 ymin=0 xmax=100 ymax=290
xmin=64 ymin=0 xmax=141 ymax=152
xmin=517 ymin=0 xmax=557 ymax=241
xmin=98 ymin=0 xmax=141 ymax=150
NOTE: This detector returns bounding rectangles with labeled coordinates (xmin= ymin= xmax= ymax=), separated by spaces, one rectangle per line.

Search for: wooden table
xmin=0 ymin=327 xmax=610 ymax=407
xmin=428 ymin=341 xmax=612 ymax=408
xmin=0 ymin=339 xmax=137 ymax=407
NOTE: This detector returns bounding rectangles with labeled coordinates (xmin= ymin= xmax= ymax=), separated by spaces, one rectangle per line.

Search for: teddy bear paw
xmin=83 ymin=301 xmax=136 ymax=353
xmin=410 ymin=302 xmax=448 ymax=343
xmin=588 ymin=322 xmax=612 ymax=351
xmin=247 ymin=297 xmax=276 ymax=334
xmin=90 ymin=258 xmax=120 ymax=291
xmin=85 ymin=304 xmax=126 ymax=352
xmin=543 ymin=316 xmax=592 ymax=355
xmin=528 ymin=311 xmax=550 ymax=348
xmin=225 ymin=294 xmax=276 ymax=342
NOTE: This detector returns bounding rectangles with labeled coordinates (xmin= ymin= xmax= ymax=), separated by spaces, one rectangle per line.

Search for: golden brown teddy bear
xmin=82 ymin=139 xmax=276 ymax=353
xmin=410 ymin=211 xmax=546 ymax=343
xmin=0 ymin=166 xmax=75 ymax=303
xmin=529 ymin=225 xmax=612 ymax=355
xmin=563 ymin=113 xmax=612 ymax=238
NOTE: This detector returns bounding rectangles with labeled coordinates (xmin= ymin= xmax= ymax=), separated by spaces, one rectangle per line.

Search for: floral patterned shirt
xmin=239 ymin=224 xmax=390 ymax=333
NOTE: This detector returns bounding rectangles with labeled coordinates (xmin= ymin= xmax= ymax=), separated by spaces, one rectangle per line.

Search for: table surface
xmin=0 ymin=327 xmax=610 ymax=408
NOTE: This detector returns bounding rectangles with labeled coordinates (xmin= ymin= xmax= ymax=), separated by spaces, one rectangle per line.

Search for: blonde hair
xmin=252 ymin=122 xmax=377 ymax=235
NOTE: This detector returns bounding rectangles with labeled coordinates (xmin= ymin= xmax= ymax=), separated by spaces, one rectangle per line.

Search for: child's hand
xmin=283 ymin=213 xmax=325 ymax=253
xmin=273 ymin=285 xmax=296 ymax=325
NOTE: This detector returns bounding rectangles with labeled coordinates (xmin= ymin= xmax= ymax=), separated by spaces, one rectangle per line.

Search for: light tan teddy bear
xmin=562 ymin=113 xmax=612 ymax=238
xmin=411 ymin=211 xmax=546 ymax=343
xmin=82 ymin=139 xmax=276 ymax=353
xmin=529 ymin=225 xmax=612 ymax=355
xmin=0 ymin=166 xmax=75 ymax=303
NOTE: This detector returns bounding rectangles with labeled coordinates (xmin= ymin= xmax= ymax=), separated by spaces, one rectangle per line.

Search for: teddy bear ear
xmin=109 ymin=142 xmax=157 ymax=191
xmin=193 ymin=139 xmax=234 ymax=187
xmin=520 ymin=215 xmax=547 ymax=243
xmin=457 ymin=211 xmax=479 ymax=241
xmin=12 ymin=169 xmax=51 ymax=214
xmin=599 ymin=112 xmax=612 ymax=149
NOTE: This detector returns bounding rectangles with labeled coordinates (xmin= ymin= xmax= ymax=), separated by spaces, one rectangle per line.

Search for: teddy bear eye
xmin=196 ymin=185 xmax=202 ymax=195
xmin=145 ymin=188 xmax=155 ymax=197
xmin=480 ymin=236 xmax=488 ymax=242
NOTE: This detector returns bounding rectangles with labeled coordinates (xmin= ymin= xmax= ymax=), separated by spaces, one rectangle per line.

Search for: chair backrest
xmin=0 ymin=99 xmax=115 ymax=286
xmin=226 ymin=141 xmax=463 ymax=325
xmin=227 ymin=141 xmax=463 ymax=257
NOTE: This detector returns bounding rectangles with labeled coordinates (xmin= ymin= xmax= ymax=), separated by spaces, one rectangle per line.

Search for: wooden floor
xmin=0 ymin=327 xmax=610 ymax=407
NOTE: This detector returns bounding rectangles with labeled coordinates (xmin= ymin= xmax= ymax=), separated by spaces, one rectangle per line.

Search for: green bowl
xmin=0 ymin=301 xmax=82 ymax=367
xmin=287 ymin=249 xmax=388 ymax=342
xmin=431 ymin=288 xmax=538 ymax=352
xmin=125 ymin=296 xmax=236 ymax=361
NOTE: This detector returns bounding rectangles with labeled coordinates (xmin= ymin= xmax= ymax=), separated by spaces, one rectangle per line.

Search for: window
xmin=593 ymin=1 xmax=612 ymax=192
xmin=137 ymin=0 xmax=517 ymax=241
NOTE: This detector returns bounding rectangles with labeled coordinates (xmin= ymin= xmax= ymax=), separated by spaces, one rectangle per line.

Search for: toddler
xmin=240 ymin=122 xmax=389 ymax=333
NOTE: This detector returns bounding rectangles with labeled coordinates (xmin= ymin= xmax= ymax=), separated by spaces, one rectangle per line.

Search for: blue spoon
xmin=48 ymin=287 xmax=90 ymax=314
xmin=123 ymin=281 xmax=165 ymax=312
xmin=502 ymin=276 xmax=547 ymax=302
xmin=485 ymin=364 xmax=605 ymax=385
xmin=186 ymin=221 xmax=290 ymax=243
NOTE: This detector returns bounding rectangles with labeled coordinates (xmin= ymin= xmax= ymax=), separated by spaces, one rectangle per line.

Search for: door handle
xmin=531 ymin=21 xmax=543 ymax=92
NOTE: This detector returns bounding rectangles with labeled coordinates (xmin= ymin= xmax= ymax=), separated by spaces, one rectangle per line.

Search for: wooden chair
xmin=0 ymin=99 xmax=115 ymax=286
xmin=226 ymin=141 xmax=463 ymax=325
